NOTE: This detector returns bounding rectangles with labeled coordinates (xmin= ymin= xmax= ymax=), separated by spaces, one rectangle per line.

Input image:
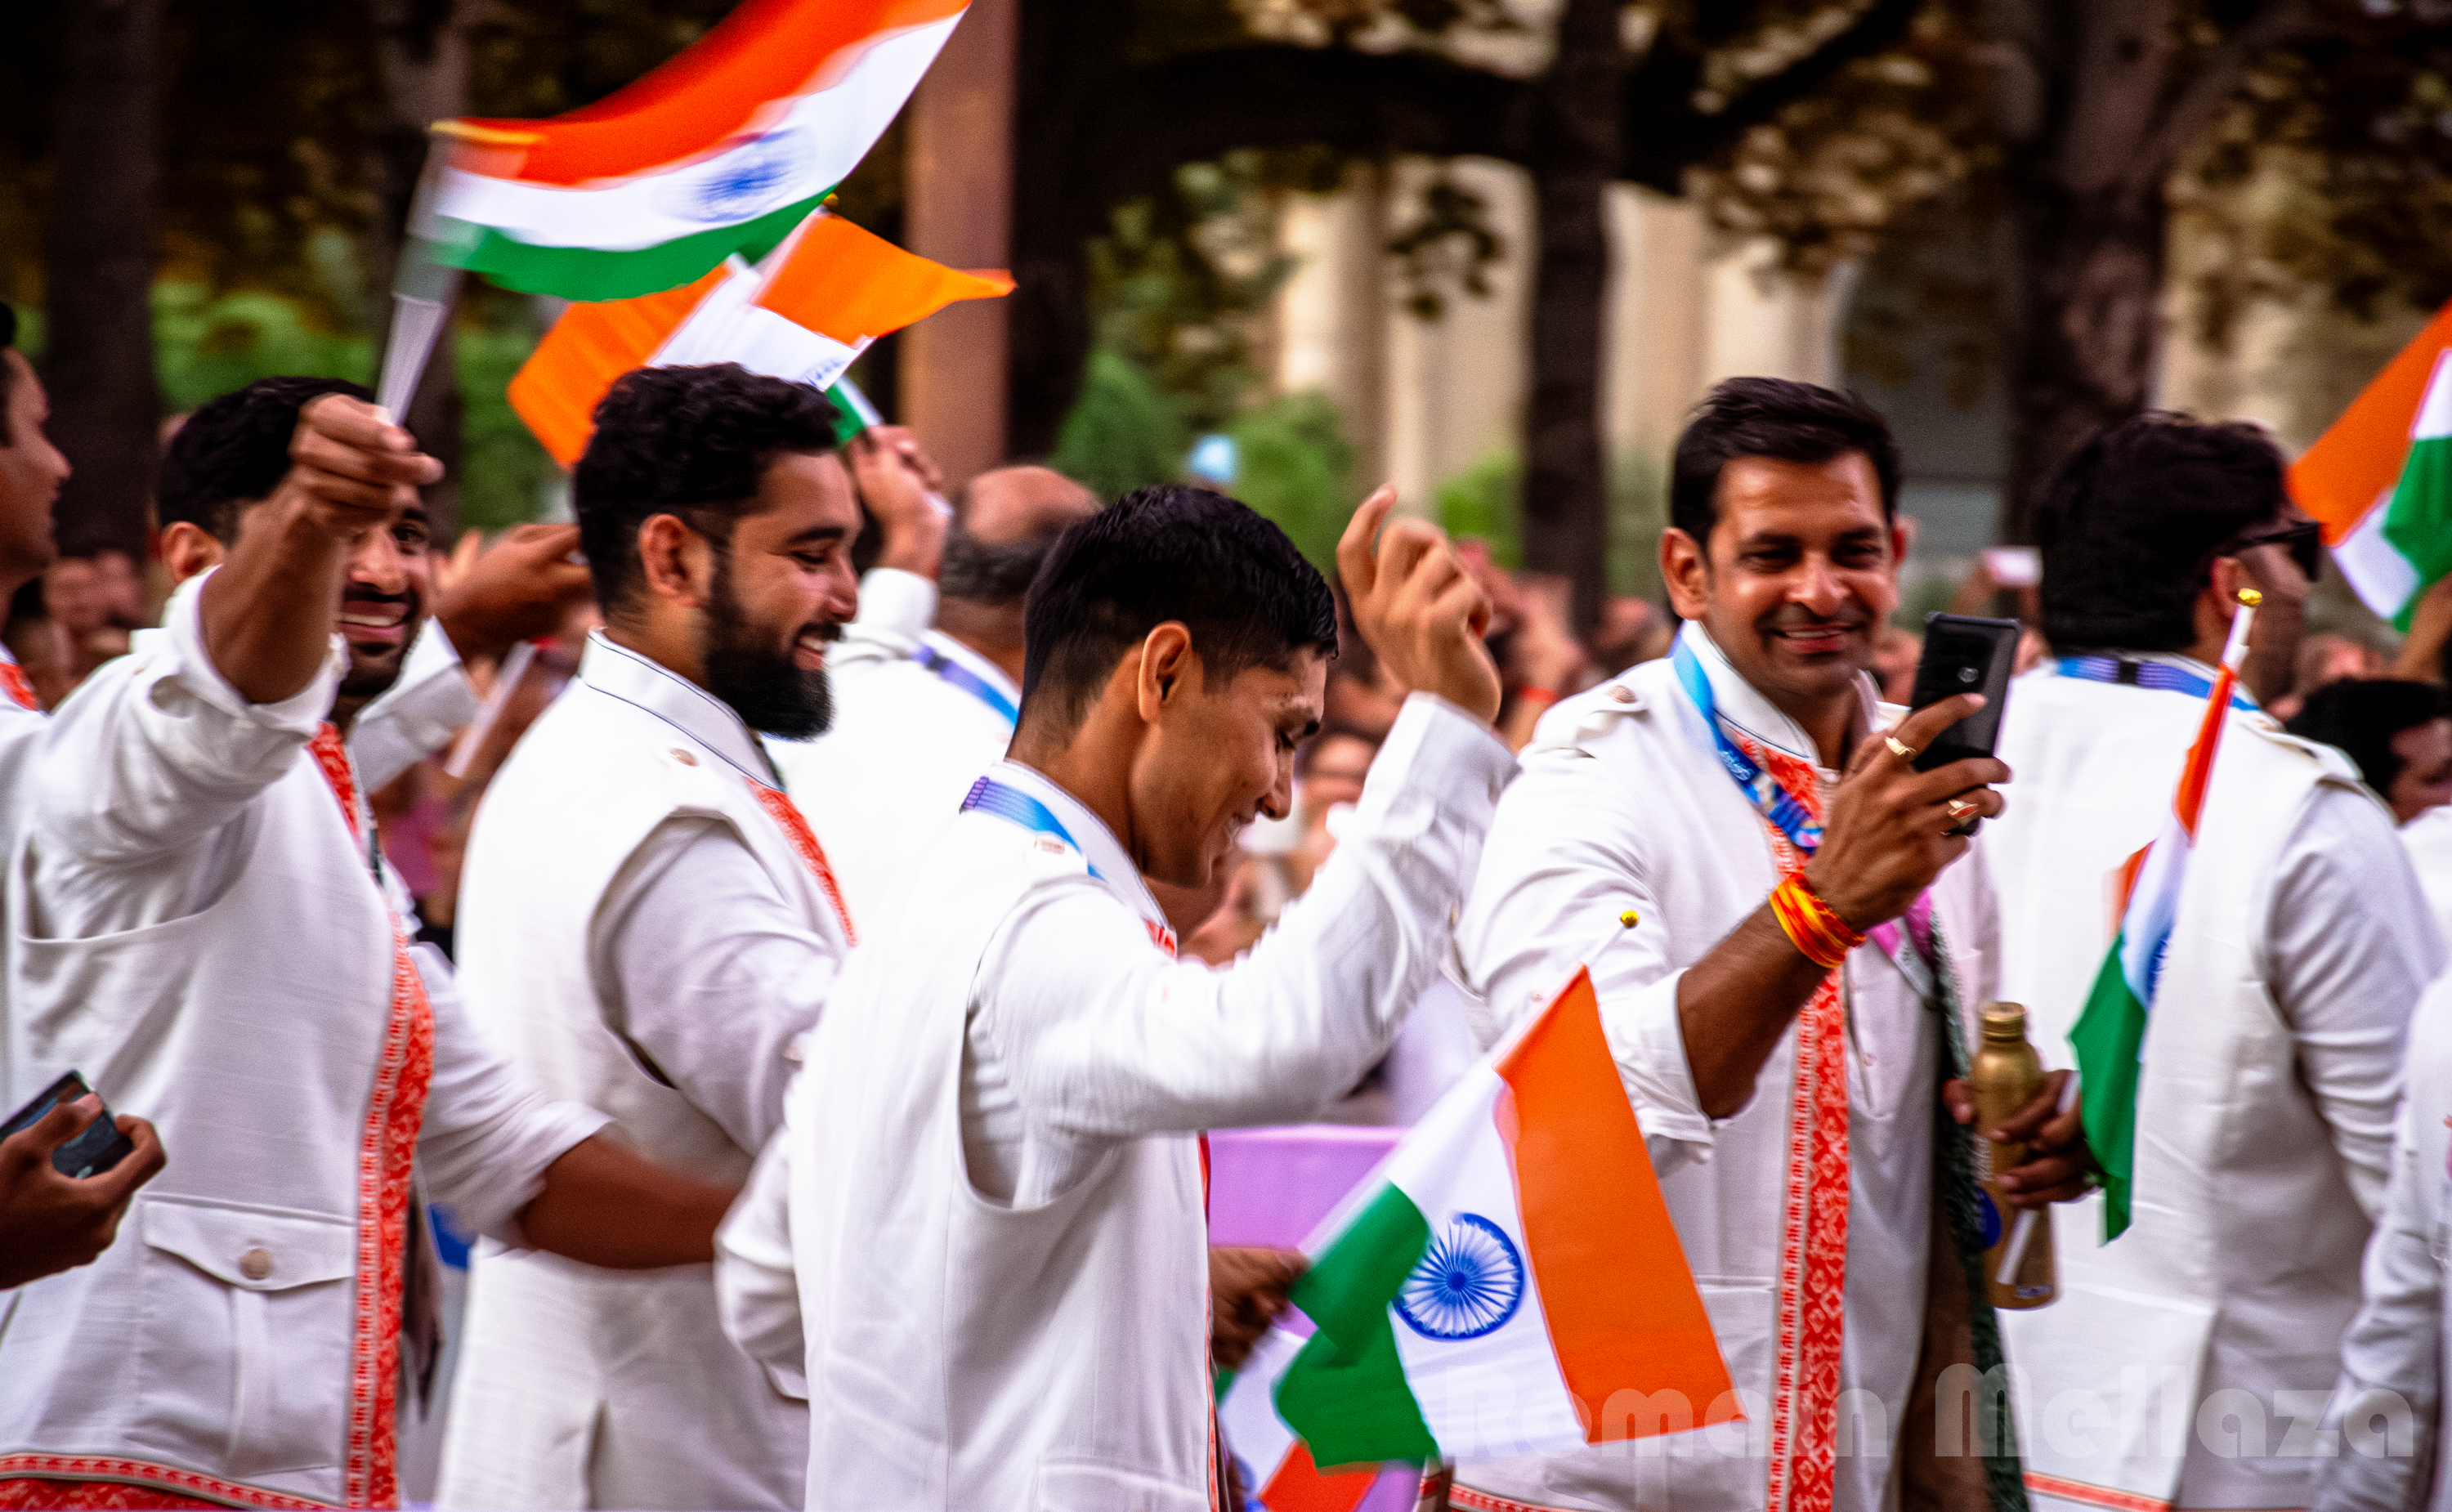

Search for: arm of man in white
xmin=982 ymin=695 xmax=1510 ymax=1140
xmin=1453 ymin=745 xmax=1706 ymax=1170
xmin=2266 ymin=786 xmax=2445 ymax=1216
xmin=826 ymin=568 xmax=937 ymax=677
xmin=350 ymin=616 xmax=480 ymax=792
xmin=590 ymin=815 xmax=841 ymax=1153
xmin=2311 ymin=977 xmax=2452 ymax=1512
xmin=715 ymin=1100 xmax=808 ymax=1398
xmin=32 ymin=567 xmax=341 ymax=870
xmin=408 ymin=942 xmax=611 ymax=1242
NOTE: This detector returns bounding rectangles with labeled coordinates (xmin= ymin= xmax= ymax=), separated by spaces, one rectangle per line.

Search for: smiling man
xmin=1454 ymin=378 xmax=2086 ymax=1512
xmin=434 ymin=365 xmax=934 ymax=1512
xmin=714 ymin=481 xmax=1509 ymax=1510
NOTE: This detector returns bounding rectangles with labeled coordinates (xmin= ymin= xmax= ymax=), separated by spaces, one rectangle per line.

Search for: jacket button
xmin=1609 ymin=685 xmax=1635 ymax=704
xmin=668 ymin=749 xmax=698 ymax=767
xmin=239 ymin=1248 xmax=273 ymax=1281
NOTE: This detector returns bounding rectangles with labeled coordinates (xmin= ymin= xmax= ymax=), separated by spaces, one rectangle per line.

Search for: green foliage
xmin=1434 ymin=446 xmax=1667 ymax=596
xmin=1226 ymin=391 xmax=1354 ymax=566
xmin=154 ymin=284 xmax=373 ymax=413
xmin=1436 ymin=452 xmax=1521 ymax=568
xmin=1051 ymin=349 xmax=1190 ymax=501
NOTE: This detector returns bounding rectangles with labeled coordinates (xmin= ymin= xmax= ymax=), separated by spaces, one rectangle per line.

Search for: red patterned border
xmin=0 ymin=1455 xmax=332 ymax=1510
xmin=1449 ymin=1480 xmax=1582 ymax=1512
xmin=748 ymin=782 xmax=859 ymax=945
xmin=0 ymin=660 xmax=39 ymax=713
xmin=2022 ymin=1472 xmax=2177 ymax=1512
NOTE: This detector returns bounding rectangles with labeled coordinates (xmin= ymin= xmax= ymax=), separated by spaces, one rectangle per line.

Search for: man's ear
xmin=1660 ymin=526 xmax=1711 ymax=621
xmin=636 ymin=514 xmax=714 ymax=610
xmin=1134 ymin=622 xmax=1196 ymax=722
xmin=160 ymin=521 xmax=225 ymax=585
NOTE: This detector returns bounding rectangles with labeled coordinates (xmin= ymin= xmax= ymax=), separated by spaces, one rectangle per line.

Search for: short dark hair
xmin=572 ymin=365 xmax=842 ymax=615
xmin=158 ymin=375 xmax=374 ymax=542
xmin=940 ymin=523 xmax=1059 ymax=607
xmin=1 ymin=302 xmax=20 ymax=448
xmin=1670 ymin=377 xmax=1900 ymax=544
xmin=2038 ymin=413 xmax=2288 ymax=653
xmin=1020 ymin=484 xmax=1338 ymax=734
xmin=2286 ymin=678 xmax=2445 ymax=796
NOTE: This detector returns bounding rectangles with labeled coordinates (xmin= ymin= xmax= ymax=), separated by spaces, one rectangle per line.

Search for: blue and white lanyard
xmin=917 ymin=643 xmax=1018 ymax=726
xmin=2055 ymin=655 xmax=2258 ymax=712
xmin=960 ymin=776 xmax=1110 ymax=882
xmin=1672 ymin=637 xmax=1822 ymax=854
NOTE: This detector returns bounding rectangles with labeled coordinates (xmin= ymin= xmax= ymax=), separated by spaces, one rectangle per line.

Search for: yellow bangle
xmin=1770 ymin=875 xmax=1864 ymax=969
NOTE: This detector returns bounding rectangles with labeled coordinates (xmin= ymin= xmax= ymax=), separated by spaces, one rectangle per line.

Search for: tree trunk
xmin=371 ymin=0 xmax=469 ymax=543
xmin=1519 ymin=0 xmax=1619 ymax=632
xmin=44 ymin=0 xmax=164 ymax=563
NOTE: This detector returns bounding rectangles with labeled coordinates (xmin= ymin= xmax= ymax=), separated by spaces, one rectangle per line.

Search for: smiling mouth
xmin=794 ymin=629 xmax=830 ymax=669
xmin=1769 ymin=622 xmax=1861 ymax=651
xmin=337 ymin=606 xmax=409 ymax=643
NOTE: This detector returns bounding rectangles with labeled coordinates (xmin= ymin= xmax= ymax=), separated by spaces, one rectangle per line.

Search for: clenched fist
xmin=1335 ymin=486 xmax=1502 ymax=725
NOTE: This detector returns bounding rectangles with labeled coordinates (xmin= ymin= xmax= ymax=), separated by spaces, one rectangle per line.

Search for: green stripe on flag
xmin=2069 ymin=939 xmax=2146 ymax=1239
xmin=427 ymin=194 xmax=826 ymax=302
xmin=1276 ymin=1184 xmax=1439 ymax=1470
xmin=2383 ymin=434 xmax=2452 ymax=631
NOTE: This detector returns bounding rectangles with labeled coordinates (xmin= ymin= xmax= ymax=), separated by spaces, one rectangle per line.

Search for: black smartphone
xmin=1 ymin=1071 xmax=136 ymax=1179
xmin=1905 ymin=613 xmax=2020 ymax=772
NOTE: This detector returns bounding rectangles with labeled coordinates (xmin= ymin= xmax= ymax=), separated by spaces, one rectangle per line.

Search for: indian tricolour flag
xmin=508 ymin=208 xmax=1010 ymax=464
xmin=418 ymin=0 xmax=967 ymax=302
xmin=2292 ymin=298 xmax=2452 ymax=629
xmin=2067 ymin=596 xmax=2259 ymax=1241
xmin=1219 ymin=966 xmax=1729 ymax=1496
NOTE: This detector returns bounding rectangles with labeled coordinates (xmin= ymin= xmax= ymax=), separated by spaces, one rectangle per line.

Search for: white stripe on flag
xmin=651 ymin=257 xmax=866 ymax=387
xmin=2416 ymin=348 xmax=2452 ymax=441
xmin=2337 ymin=491 xmax=2420 ymax=620
xmin=1218 ymin=1327 xmax=1305 ymax=1492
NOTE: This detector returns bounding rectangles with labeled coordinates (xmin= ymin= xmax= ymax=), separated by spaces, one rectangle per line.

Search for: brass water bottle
xmin=1971 ymin=1004 xmax=2056 ymax=1308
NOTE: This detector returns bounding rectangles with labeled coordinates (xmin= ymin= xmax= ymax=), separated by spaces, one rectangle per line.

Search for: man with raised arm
xmin=715 ymin=481 xmax=1508 ymax=1510
xmin=437 ymin=365 xmax=937 ymax=1512
xmin=0 ymin=387 xmax=738 ymax=1512
xmin=1452 ymin=378 xmax=2086 ymax=1512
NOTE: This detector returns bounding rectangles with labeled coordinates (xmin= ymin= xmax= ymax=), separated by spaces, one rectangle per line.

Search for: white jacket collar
xmin=985 ymin=758 xmax=1168 ymax=929
xmin=579 ymin=629 xmax=779 ymax=786
xmin=1678 ymin=620 xmax=1877 ymax=776
xmin=923 ymin=629 xmax=1022 ymax=705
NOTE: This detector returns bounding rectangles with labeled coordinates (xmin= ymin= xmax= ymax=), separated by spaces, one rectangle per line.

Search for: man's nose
xmin=347 ymin=517 xmax=409 ymax=593
xmin=1790 ymin=554 xmax=1844 ymax=614
xmin=1260 ymin=759 xmax=1295 ymax=823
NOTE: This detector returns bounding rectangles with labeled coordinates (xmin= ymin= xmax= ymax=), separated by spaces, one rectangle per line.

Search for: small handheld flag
xmin=2068 ymin=589 xmax=2261 ymax=1239
xmin=2292 ymin=300 xmax=2452 ymax=628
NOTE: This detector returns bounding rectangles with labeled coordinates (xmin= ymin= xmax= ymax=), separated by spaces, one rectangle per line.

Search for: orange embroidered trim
xmin=0 ymin=659 xmax=38 ymax=713
xmin=0 ymin=1455 xmax=332 ymax=1510
xmin=748 ymin=782 xmax=858 ymax=946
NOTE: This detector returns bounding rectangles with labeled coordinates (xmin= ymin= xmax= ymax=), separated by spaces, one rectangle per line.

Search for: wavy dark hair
xmin=158 ymin=375 xmax=374 ymax=542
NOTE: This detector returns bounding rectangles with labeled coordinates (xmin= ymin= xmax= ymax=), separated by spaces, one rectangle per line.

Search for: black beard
xmin=699 ymin=556 xmax=834 ymax=739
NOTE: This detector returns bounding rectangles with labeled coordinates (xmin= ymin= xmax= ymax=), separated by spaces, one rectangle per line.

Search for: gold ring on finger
xmin=1945 ymin=798 xmax=1976 ymax=819
xmin=1885 ymin=736 xmax=1917 ymax=761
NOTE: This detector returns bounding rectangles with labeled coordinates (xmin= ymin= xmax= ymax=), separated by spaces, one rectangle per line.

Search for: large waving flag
xmin=419 ymin=0 xmax=967 ymax=302
xmin=2069 ymin=593 xmax=2262 ymax=1239
xmin=1235 ymin=966 xmax=1728 ymax=1478
xmin=2291 ymin=300 xmax=2452 ymax=629
xmin=508 ymin=209 xmax=1010 ymax=464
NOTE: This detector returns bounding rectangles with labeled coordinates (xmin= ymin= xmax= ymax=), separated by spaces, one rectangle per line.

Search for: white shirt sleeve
xmin=350 ymin=618 xmax=479 ymax=792
xmin=714 ymin=1087 xmax=808 ymax=1399
xmin=827 ymin=569 xmax=937 ymax=678
xmin=1455 ymin=741 xmax=1714 ymax=1170
xmin=2315 ymin=976 xmax=2452 ymax=1512
xmin=31 ymin=568 xmax=340 ymax=878
xmin=588 ymin=814 xmax=841 ymax=1154
xmin=969 ymin=696 xmax=1511 ymax=1205
xmin=409 ymin=943 xmax=610 ymax=1241
xmin=2265 ymin=784 xmax=2445 ymax=1219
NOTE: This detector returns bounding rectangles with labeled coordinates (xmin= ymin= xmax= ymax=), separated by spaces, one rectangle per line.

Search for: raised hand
xmin=1334 ymin=485 xmax=1502 ymax=725
xmin=0 ymin=1097 xmax=166 ymax=1289
xmin=280 ymin=396 xmax=442 ymax=541
xmin=1803 ymin=694 xmax=2010 ymax=930
xmin=845 ymin=424 xmax=947 ymax=579
xmin=436 ymin=523 xmax=594 ymax=662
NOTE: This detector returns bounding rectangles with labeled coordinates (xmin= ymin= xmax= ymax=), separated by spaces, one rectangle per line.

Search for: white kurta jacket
xmin=0 ymin=575 xmax=602 ymax=1510
xmin=717 ymin=693 xmax=1512 ymax=1511
xmin=1987 ymin=660 xmax=2437 ymax=1512
xmin=1452 ymin=626 xmax=2002 ymax=1512
xmin=437 ymin=633 xmax=855 ymax=1512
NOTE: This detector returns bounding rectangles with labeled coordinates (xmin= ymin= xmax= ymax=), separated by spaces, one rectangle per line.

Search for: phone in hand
xmin=1905 ymin=614 xmax=2021 ymax=772
xmin=1 ymin=1071 xmax=137 ymax=1179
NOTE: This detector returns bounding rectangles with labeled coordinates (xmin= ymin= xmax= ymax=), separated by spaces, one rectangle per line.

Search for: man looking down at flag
xmin=1985 ymin=414 xmax=2441 ymax=1512
xmin=714 ymin=480 xmax=1510 ymax=1510
xmin=0 ymin=387 xmax=742 ymax=1512
xmin=436 ymin=365 xmax=937 ymax=1512
xmin=1454 ymin=378 xmax=2080 ymax=1512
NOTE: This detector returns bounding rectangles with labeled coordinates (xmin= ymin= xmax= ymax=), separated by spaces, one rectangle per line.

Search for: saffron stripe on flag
xmin=507 ymin=262 xmax=734 ymax=463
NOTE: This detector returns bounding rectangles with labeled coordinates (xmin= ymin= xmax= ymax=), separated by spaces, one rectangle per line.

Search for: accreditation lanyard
xmin=961 ymin=775 xmax=1110 ymax=883
xmin=1673 ymin=637 xmax=1823 ymax=855
xmin=2056 ymin=654 xmax=2259 ymax=712
xmin=917 ymin=643 xmax=1019 ymax=726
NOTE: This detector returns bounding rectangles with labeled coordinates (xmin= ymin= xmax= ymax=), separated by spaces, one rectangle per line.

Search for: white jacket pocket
xmin=132 ymin=1194 xmax=357 ymax=1479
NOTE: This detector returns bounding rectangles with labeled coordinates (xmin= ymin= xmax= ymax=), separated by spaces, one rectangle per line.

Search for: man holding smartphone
xmin=1452 ymin=378 xmax=2086 ymax=1512
xmin=1986 ymin=416 xmax=2441 ymax=1512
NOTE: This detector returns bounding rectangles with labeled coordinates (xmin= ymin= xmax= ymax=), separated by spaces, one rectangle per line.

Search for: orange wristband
xmin=1770 ymin=875 xmax=1864 ymax=969
xmin=1510 ymin=684 xmax=1564 ymax=709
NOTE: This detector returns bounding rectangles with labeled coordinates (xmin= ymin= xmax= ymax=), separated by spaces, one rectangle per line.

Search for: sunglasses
xmin=2222 ymin=518 xmax=2324 ymax=584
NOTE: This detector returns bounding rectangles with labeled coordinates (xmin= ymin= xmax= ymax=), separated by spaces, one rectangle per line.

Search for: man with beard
xmin=435 ymin=365 xmax=934 ymax=1512
xmin=1451 ymin=378 xmax=2087 ymax=1512
xmin=1 ymin=384 xmax=744 ymax=1510
xmin=768 ymin=450 xmax=1098 ymax=915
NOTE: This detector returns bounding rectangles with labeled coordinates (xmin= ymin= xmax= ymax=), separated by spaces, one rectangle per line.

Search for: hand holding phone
xmin=0 ymin=1074 xmax=166 ymax=1288
xmin=1905 ymin=614 xmax=2021 ymax=773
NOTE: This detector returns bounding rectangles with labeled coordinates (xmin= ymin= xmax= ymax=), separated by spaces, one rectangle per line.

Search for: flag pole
xmin=377 ymin=131 xmax=464 ymax=419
